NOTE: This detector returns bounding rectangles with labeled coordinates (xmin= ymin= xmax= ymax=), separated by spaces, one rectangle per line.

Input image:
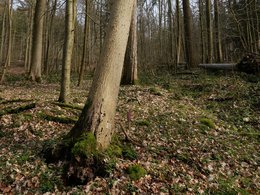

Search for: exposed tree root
xmin=0 ymin=103 xmax=36 ymax=116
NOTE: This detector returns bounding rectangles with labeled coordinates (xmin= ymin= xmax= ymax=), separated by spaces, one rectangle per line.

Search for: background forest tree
xmin=0 ymin=0 xmax=259 ymax=80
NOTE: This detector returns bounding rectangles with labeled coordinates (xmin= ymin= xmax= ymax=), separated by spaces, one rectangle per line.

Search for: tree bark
xmin=29 ymin=0 xmax=46 ymax=82
xmin=214 ymin=0 xmax=223 ymax=62
xmin=43 ymin=0 xmax=57 ymax=75
xmin=78 ymin=0 xmax=90 ymax=87
xmin=58 ymin=0 xmax=77 ymax=102
xmin=121 ymin=0 xmax=138 ymax=85
xmin=0 ymin=0 xmax=13 ymax=83
xmin=183 ymin=0 xmax=195 ymax=68
xmin=67 ymin=0 xmax=135 ymax=149
xmin=206 ymin=0 xmax=213 ymax=63
xmin=175 ymin=0 xmax=181 ymax=65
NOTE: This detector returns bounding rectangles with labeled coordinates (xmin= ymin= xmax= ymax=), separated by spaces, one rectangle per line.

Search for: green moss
xmin=126 ymin=164 xmax=146 ymax=180
xmin=200 ymin=118 xmax=215 ymax=129
xmin=106 ymin=144 xmax=122 ymax=157
xmin=71 ymin=132 xmax=97 ymax=157
xmin=136 ymin=120 xmax=150 ymax=127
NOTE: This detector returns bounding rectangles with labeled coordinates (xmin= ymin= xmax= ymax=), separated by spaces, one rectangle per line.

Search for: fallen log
xmin=0 ymin=103 xmax=36 ymax=116
xmin=199 ymin=63 xmax=237 ymax=70
xmin=199 ymin=53 xmax=260 ymax=75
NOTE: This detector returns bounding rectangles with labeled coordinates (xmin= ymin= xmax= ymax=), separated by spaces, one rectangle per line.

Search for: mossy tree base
xmin=42 ymin=133 xmax=139 ymax=186
xmin=41 ymin=133 xmax=109 ymax=186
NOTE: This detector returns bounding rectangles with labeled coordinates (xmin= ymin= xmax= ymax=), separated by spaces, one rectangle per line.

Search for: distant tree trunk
xmin=44 ymin=0 xmax=57 ymax=75
xmin=175 ymin=0 xmax=181 ymax=65
xmin=29 ymin=0 xmax=46 ymax=82
xmin=199 ymin=0 xmax=205 ymax=63
xmin=214 ymin=0 xmax=223 ymax=62
xmin=206 ymin=0 xmax=213 ymax=63
xmin=1 ymin=0 xmax=13 ymax=83
xmin=183 ymin=0 xmax=195 ymax=68
xmin=158 ymin=0 xmax=163 ymax=61
xmin=78 ymin=0 xmax=89 ymax=87
xmin=0 ymin=4 xmax=6 ymax=64
xmin=24 ymin=6 xmax=34 ymax=72
xmin=67 ymin=0 xmax=135 ymax=149
xmin=121 ymin=0 xmax=138 ymax=85
xmin=58 ymin=0 xmax=77 ymax=103
xmin=167 ymin=0 xmax=174 ymax=63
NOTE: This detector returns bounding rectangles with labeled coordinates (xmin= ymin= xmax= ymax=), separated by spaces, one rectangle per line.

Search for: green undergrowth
xmin=126 ymin=164 xmax=147 ymax=180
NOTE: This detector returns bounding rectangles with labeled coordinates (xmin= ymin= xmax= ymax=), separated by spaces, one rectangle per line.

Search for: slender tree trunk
xmin=199 ymin=0 xmax=205 ymax=63
xmin=158 ymin=0 xmax=163 ymax=60
xmin=58 ymin=0 xmax=77 ymax=102
xmin=183 ymin=0 xmax=195 ymax=68
xmin=175 ymin=0 xmax=181 ymax=66
xmin=214 ymin=0 xmax=223 ymax=62
xmin=121 ymin=0 xmax=138 ymax=85
xmin=167 ymin=0 xmax=173 ymax=63
xmin=44 ymin=0 xmax=57 ymax=75
xmin=67 ymin=0 xmax=135 ymax=149
xmin=0 ymin=4 xmax=6 ymax=64
xmin=206 ymin=0 xmax=213 ymax=63
xmin=78 ymin=0 xmax=89 ymax=87
xmin=29 ymin=0 xmax=46 ymax=82
xmin=24 ymin=6 xmax=34 ymax=72
xmin=0 ymin=0 xmax=12 ymax=83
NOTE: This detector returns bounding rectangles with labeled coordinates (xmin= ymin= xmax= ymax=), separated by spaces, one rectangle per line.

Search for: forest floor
xmin=0 ymin=69 xmax=259 ymax=194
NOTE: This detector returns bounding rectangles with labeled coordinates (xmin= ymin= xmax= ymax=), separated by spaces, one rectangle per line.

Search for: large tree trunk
xmin=67 ymin=0 xmax=135 ymax=149
xmin=183 ymin=0 xmax=195 ymax=68
xmin=58 ymin=0 xmax=77 ymax=102
xmin=121 ymin=0 xmax=138 ymax=85
xmin=29 ymin=0 xmax=46 ymax=82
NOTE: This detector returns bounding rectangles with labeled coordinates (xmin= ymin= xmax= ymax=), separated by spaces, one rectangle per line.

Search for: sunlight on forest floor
xmin=0 ymin=71 xmax=259 ymax=194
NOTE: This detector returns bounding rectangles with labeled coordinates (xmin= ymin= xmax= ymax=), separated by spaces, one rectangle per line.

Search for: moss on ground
xmin=126 ymin=164 xmax=146 ymax=180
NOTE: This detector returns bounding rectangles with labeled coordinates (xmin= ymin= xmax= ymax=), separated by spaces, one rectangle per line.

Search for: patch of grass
xmin=126 ymin=164 xmax=146 ymax=180
xmin=39 ymin=172 xmax=56 ymax=193
xmin=16 ymin=152 xmax=31 ymax=164
xmin=122 ymin=145 xmax=137 ymax=160
xmin=205 ymin=178 xmax=250 ymax=195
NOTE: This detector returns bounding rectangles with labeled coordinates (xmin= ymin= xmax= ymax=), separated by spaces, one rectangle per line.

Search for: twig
xmin=118 ymin=122 xmax=143 ymax=147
